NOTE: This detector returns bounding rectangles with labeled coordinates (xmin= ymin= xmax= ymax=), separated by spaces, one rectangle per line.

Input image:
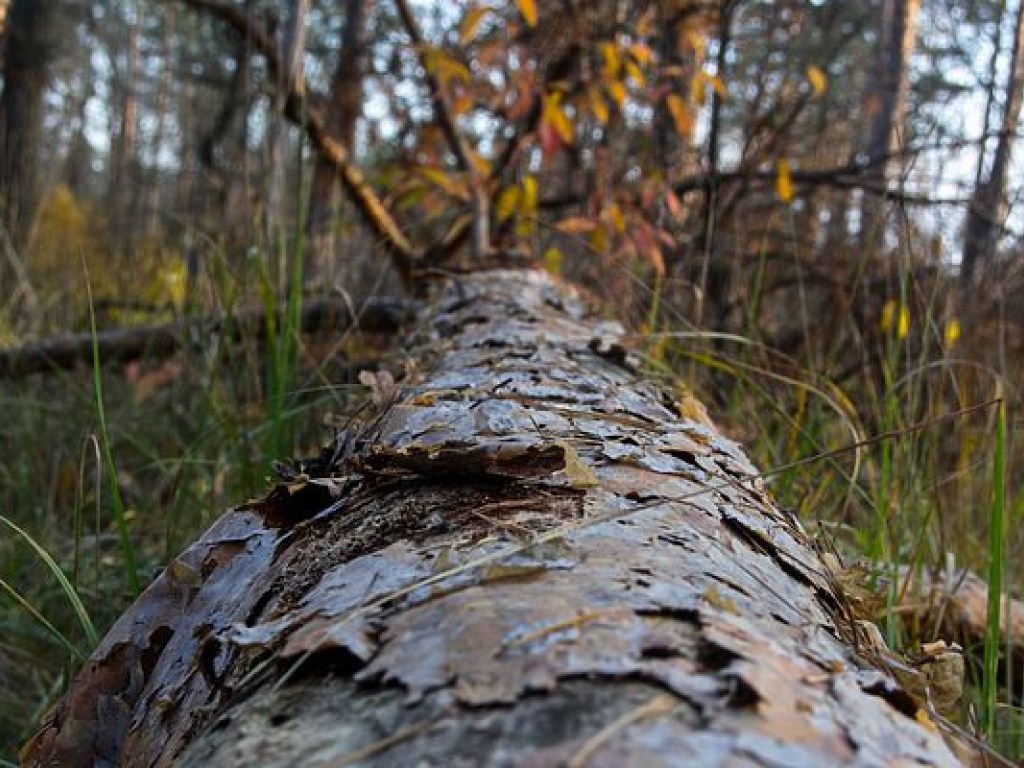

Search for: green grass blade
xmin=983 ymin=397 xmax=1007 ymax=739
xmin=0 ymin=515 xmax=98 ymax=647
xmin=86 ymin=273 xmax=140 ymax=595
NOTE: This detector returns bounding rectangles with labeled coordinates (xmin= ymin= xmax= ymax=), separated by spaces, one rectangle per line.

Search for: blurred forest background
xmin=3 ymin=0 xmax=1024 ymax=761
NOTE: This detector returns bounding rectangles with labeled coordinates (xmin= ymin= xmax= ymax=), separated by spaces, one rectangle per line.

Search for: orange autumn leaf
xmin=416 ymin=166 xmax=470 ymax=201
xmin=806 ymin=65 xmax=828 ymax=98
xmin=517 ymin=0 xmax=537 ymax=28
xmin=543 ymin=92 xmax=574 ymax=145
xmin=775 ymin=158 xmax=794 ymax=203
xmin=496 ymin=186 xmax=521 ymax=223
xmin=606 ymin=80 xmax=627 ymax=107
xmin=555 ymin=216 xmax=597 ymax=234
xmin=588 ymin=86 xmax=610 ymax=125
xmin=665 ymin=93 xmax=693 ymax=138
xmin=459 ymin=6 xmax=491 ymax=44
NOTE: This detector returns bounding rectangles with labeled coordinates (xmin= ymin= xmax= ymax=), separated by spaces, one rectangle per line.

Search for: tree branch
xmin=393 ymin=0 xmax=490 ymax=259
xmin=180 ymin=0 xmax=418 ymax=282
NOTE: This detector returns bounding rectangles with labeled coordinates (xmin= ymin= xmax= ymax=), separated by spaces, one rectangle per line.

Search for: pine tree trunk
xmin=961 ymin=0 xmax=1024 ymax=287
xmin=859 ymin=0 xmax=919 ymax=248
xmin=22 ymin=269 xmax=962 ymax=767
xmin=0 ymin=0 xmax=58 ymax=255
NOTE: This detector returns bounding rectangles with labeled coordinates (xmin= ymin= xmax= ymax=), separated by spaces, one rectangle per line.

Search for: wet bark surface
xmin=22 ymin=269 xmax=961 ymax=767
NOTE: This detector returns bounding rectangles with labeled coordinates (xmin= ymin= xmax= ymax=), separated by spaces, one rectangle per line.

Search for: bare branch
xmin=393 ymin=0 xmax=490 ymax=259
xmin=180 ymin=0 xmax=418 ymax=281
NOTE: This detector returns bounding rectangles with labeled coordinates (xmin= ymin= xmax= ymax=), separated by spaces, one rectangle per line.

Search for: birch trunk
xmin=23 ymin=269 xmax=963 ymax=767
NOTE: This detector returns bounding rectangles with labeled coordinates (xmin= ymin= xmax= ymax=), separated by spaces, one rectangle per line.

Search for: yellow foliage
xmin=601 ymin=42 xmax=620 ymax=80
xmin=881 ymin=299 xmax=910 ymax=339
xmin=944 ymin=317 xmax=961 ymax=348
xmin=422 ymin=47 xmax=471 ymax=88
xmin=775 ymin=158 xmax=794 ymax=203
xmin=543 ymin=92 xmax=574 ymax=144
xmin=516 ymin=0 xmax=537 ymax=28
xmin=588 ymin=86 xmax=610 ymax=125
xmin=665 ymin=93 xmax=693 ymax=139
xmin=459 ymin=6 xmax=491 ymax=44
xmin=806 ymin=65 xmax=828 ymax=98
xmin=606 ymin=80 xmax=627 ymax=108
xmin=496 ymin=186 xmax=522 ymax=223
xmin=542 ymin=246 xmax=563 ymax=275
xmin=28 ymin=186 xmax=186 ymax=330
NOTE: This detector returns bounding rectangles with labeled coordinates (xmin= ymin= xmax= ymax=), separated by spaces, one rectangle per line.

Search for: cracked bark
xmin=22 ymin=269 xmax=964 ymax=767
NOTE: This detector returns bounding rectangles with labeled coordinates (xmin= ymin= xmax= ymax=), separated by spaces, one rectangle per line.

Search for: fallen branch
xmin=894 ymin=565 xmax=1024 ymax=681
xmin=0 ymin=296 xmax=416 ymax=378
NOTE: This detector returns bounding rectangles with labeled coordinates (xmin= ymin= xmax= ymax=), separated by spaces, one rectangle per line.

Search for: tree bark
xmin=0 ymin=0 xmax=58 ymax=256
xmin=22 ymin=269 xmax=964 ymax=767
xmin=858 ymin=0 xmax=919 ymax=248
xmin=305 ymin=0 xmax=372 ymax=291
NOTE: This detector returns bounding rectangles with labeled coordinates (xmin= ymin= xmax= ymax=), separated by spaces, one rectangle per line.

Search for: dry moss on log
xmin=23 ymin=270 xmax=966 ymax=767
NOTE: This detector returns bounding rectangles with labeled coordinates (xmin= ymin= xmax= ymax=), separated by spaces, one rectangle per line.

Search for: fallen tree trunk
xmin=0 ymin=296 xmax=414 ymax=378
xmin=22 ymin=269 xmax=965 ymax=766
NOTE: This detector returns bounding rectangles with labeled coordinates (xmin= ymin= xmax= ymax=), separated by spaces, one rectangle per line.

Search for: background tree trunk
xmin=304 ymin=0 xmax=371 ymax=292
xmin=22 ymin=269 xmax=963 ymax=767
xmin=0 ymin=0 xmax=58 ymax=255
xmin=961 ymin=0 xmax=1024 ymax=287
xmin=859 ymin=0 xmax=919 ymax=248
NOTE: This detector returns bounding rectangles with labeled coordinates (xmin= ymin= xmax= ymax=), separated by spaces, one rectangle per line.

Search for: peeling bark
xmin=22 ymin=270 xmax=963 ymax=767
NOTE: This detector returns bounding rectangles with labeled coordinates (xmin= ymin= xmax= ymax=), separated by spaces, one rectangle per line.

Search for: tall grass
xmin=86 ymin=272 xmax=140 ymax=596
xmin=983 ymin=397 xmax=1006 ymax=740
xmin=0 ymin=238 xmax=362 ymax=757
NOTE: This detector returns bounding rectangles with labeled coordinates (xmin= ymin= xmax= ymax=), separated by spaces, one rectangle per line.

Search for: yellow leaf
xmin=806 ymin=65 xmax=827 ymax=98
xmin=775 ymin=158 xmax=794 ymax=203
xmin=517 ymin=0 xmax=537 ymax=27
xmin=496 ymin=186 xmax=521 ymax=223
xmin=601 ymin=42 xmax=620 ymax=79
xmin=588 ymin=87 xmax=609 ymax=125
xmin=459 ymin=6 xmax=491 ymax=44
xmin=944 ymin=317 xmax=961 ymax=348
xmin=589 ymin=225 xmax=608 ymax=254
xmin=469 ymin=149 xmax=491 ymax=177
xmin=709 ymin=74 xmax=727 ymax=97
xmin=629 ymin=42 xmax=655 ymax=65
xmin=451 ymin=92 xmax=474 ymax=117
xmin=417 ymin=166 xmax=470 ymax=201
xmin=543 ymin=92 xmax=574 ymax=145
xmin=555 ymin=216 xmax=596 ymax=234
xmin=690 ymin=71 xmax=707 ymax=106
xmin=423 ymin=47 xmax=471 ymax=88
xmin=624 ymin=59 xmax=645 ymax=88
xmin=682 ymin=28 xmax=706 ymax=59
xmin=606 ymin=80 xmax=627 ymax=107
xmin=521 ymin=175 xmax=538 ymax=214
xmin=542 ymin=246 xmax=563 ymax=275
xmin=607 ymin=203 xmax=625 ymax=234
xmin=555 ymin=441 xmax=599 ymax=488
xmin=914 ymin=709 xmax=936 ymax=730
xmin=881 ymin=300 xmax=911 ymax=339
xmin=665 ymin=93 xmax=692 ymax=138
